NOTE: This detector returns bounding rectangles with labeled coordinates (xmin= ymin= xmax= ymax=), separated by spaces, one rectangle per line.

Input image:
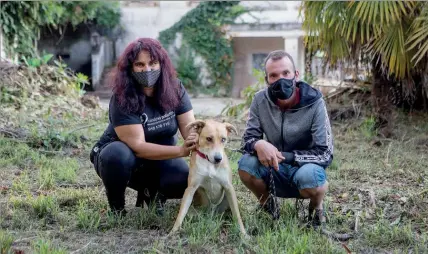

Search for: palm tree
xmin=301 ymin=1 xmax=428 ymax=137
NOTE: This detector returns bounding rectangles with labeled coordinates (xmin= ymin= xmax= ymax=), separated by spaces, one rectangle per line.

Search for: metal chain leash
xmin=226 ymin=142 xmax=280 ymax=220
xmin=268 ymin=166 xmax=280 ymax=220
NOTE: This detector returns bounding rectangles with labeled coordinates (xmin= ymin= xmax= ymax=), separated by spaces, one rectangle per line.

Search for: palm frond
xmin=406 ymin=2 xmax=428 ymax=65
xmin=302 ymin=1 xmax=351 ymax=63
xmin=368 ymin=21 xmax=411 ymax=79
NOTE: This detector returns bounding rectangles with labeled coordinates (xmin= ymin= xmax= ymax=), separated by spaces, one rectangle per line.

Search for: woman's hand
xmin=186 ymin=132 xmax=199 ymax=147
xmin=179 ymin=132 xmax=199 ymax=157
xmin=180 ymin=137 xmax=197 ymax=157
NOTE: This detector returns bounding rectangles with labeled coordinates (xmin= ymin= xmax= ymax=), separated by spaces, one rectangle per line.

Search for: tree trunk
xmin=371 ymin=58 xmax=394 ymax=138
xmin=353 ymin=56 xmax=359 ymax=82
xmin=305 ymin=47 xmax=314 ymax=76
xmin=422 ymin=66 xmax=428 ymax=111
xmin=322 ymin=58 xmax=329 ymax=78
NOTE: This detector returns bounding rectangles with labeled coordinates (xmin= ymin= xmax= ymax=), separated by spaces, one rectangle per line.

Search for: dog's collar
xmin=195 ymin=149 xmax=212 ymax=163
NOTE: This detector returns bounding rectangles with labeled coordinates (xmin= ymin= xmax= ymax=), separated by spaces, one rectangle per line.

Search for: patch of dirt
xmin=8 ymin=230 xmax=167 ymax=254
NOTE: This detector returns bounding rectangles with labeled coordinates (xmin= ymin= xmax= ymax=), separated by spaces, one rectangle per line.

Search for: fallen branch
xmin=341 ymin=242 xmax=352 ymax=254
xmin=67 ymin=124 xmax=98 ymax=134
xmin=13 ymin=236 xmax=38 ymax=244
xmin=70 ymin=241 xmax=92 ymax=254
xmin=0 ymin=128 xmax=20 ymax=138
xmin=320 ymin=228 xmax=354 ymax=242
xmin=355 ymin=211 xmax=361 ymax=233
xmin=358 ymin=193 xmax=364 ymax=207
xmin=38 ymin=150 xmax=68 ymax=156
xmin=0 ymin=137 xmax=27 ymax=143
xmin=140 ymin=248 xmax=165 ymax=254
xmin=416 ymin=189 xmax=428 ymax=197
xmin=57 ymin=183 xmax=101 ymax=189
xmin=384 ymin=142 xmax=393 ymax=167
xmin=368 ymin=190 xmax=376 ymax=209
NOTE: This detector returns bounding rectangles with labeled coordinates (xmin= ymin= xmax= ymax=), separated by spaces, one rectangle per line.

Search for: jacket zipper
xmin=281 ymin=112 xmax=285 ymax=151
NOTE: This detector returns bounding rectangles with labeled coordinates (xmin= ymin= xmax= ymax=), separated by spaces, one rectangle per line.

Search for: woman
xmin=90 ymin=38 xmax=198 ymax=216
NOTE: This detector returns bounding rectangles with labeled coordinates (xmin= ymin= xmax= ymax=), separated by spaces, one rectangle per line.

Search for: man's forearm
xmin=243 ymin=137 xmax=260 ymax=154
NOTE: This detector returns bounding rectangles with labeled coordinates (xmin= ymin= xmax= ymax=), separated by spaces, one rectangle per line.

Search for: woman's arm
xmin=177 ymin=110 xmax=196 ymax=139
xmin=114 ymin=124 xmax=194 ymax=160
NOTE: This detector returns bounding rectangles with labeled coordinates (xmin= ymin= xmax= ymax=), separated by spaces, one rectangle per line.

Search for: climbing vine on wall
xmin=158 ymin=1 xmax=246 ymax=93
xmin=1 ymin=1 xmax=121 ymax=60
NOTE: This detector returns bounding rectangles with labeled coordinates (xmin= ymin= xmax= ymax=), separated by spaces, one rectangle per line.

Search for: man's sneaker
xmin=257 ymin=196 xmax=280 ymax=220
xmin=307 ymin=207 xmax=326 ymax=230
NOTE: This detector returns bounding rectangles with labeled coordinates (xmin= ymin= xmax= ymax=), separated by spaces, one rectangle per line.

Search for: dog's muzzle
xmin=213 ymin=153 xmax=222 ymax=164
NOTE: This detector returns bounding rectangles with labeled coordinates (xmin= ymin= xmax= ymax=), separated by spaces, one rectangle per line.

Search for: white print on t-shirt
xmin=140 ymin=113 xmax=148 ymax=126
xmin=145 ymin=111 xmax=175 ymax=132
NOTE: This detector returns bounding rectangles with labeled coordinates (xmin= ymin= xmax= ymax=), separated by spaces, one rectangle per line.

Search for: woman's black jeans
xmin=91 ymin=141 xmax=189 ymax=212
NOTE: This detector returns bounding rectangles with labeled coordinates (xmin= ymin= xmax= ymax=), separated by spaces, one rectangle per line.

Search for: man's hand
xmin=254 ymin=140 xmax=285 ymax=171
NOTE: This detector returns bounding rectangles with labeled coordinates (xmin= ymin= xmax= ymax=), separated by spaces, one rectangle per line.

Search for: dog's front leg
xmin=223 ymin=184 xmax=249 ymax=238
xmin=169 ymin=183 xmax=200 ymax=235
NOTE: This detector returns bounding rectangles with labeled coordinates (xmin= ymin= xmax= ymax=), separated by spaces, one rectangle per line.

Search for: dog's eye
xmin=221 ymin=138 xmax=226 ymax=143
xmin=206 ymin=137 xmax=213 ymax=142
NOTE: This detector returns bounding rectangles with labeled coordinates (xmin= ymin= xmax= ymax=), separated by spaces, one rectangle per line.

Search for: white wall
xmin=0 ymin=29 xmax=6 ymax=61
xmin=91 ymin=39 xmax=114 ymax=90
xmin=115 ymin=1 xmax=196 ymax=59
xmin=232 ymin=37 xmax=284 ymax=97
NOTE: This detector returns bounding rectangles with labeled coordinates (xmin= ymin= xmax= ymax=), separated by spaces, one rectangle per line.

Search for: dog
xmin=169 ymin=119 xmax=248 ymax=238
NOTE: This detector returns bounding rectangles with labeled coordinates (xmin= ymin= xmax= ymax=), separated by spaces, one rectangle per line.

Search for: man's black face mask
xmin=268 ymin=77 xmax=295 ymax=101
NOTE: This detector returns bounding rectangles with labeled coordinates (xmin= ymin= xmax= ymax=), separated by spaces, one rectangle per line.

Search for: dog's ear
xmin=186 ymin=120 xmax=205 ymax=134
xmin=223 ymin=122 xmax=238 ymax=136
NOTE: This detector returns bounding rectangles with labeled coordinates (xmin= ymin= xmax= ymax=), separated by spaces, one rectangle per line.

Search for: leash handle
xmin=269 ymin=166 xmax=280 ymax=220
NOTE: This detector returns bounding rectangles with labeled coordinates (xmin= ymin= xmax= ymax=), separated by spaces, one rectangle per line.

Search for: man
xmin=238 ymin=50 xmax=333 ymax=229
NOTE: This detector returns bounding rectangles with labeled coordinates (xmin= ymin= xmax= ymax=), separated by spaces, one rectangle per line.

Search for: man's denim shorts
xmin=238 ymin=153 xmax=327 ymax=198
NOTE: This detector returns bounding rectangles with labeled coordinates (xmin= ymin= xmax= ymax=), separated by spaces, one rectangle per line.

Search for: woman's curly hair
xmin=108 ymin=38 xmax=180 ymax=113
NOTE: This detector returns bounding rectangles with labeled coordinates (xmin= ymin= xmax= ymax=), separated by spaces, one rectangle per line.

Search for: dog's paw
xmin=241 ymin=232 xmax=251 ymax=241
xmin=166 ymin=229 xmax=179 ymax=239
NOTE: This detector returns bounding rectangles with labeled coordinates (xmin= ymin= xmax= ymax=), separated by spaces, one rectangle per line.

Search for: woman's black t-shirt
xmin=95 ymin=82 xmax=193 ymax=150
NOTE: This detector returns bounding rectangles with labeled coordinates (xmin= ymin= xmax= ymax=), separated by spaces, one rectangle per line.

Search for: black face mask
xmin=132 ymin=69 xmax=161 ymax=88
xmin=268 ymin=77 xmax=296 ymax=101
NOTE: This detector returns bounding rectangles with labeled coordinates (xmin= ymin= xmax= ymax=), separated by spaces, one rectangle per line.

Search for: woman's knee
xmin=157 ymin=158 xmax=189 ymax=197
xmin=98 ymin=141 xmax=137 ymax=173
xmin=158 ymin=158 xmax=189 ymax=185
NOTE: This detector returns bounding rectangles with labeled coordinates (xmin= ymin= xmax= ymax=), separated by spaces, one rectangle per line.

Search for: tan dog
xmin=169 ymin=119 xmax=248 ymax=238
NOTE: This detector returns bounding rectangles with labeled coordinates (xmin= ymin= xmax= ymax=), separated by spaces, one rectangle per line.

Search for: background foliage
xmin=301 ymin=1 xmax=428 ymax=109
xmin=1 ymin=1 xmax=121 ymax=60
xmin=222 ymin=68 xmax=265 ymax=118
xmin=158 ymin=1 xmax=246 ymax=94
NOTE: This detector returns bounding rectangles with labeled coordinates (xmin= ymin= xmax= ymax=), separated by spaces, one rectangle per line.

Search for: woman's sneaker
xmin=136 ymin=188 xmax=165 ymax=216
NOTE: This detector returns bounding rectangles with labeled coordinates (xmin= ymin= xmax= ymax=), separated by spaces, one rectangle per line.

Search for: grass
xmin=0 ymin=108 xmax=427 ymax=253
